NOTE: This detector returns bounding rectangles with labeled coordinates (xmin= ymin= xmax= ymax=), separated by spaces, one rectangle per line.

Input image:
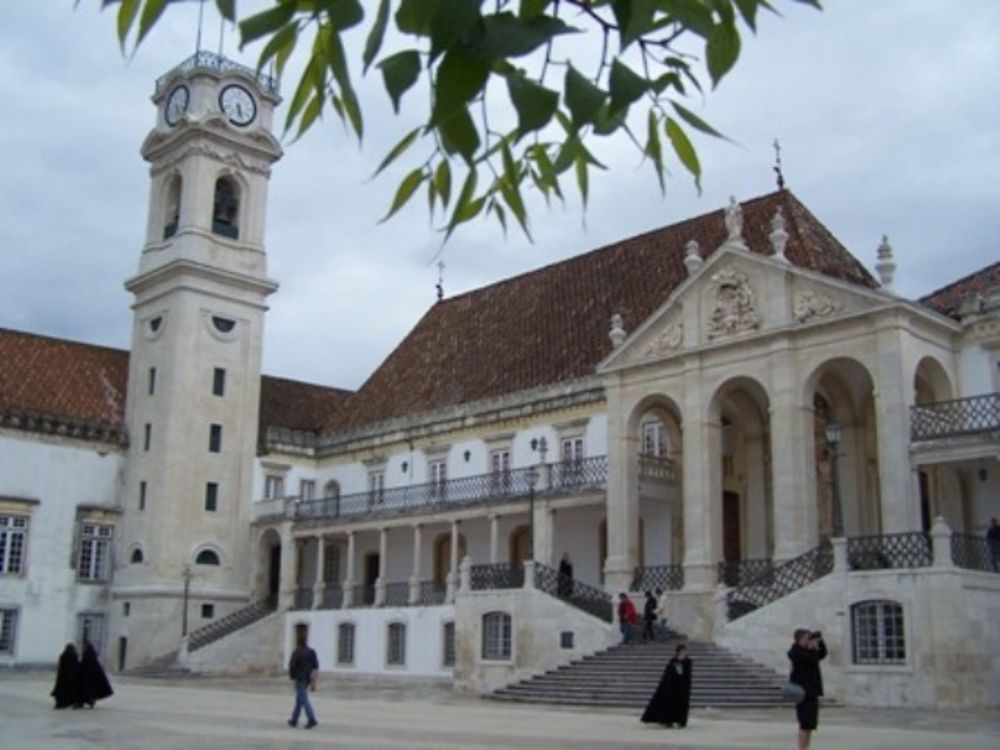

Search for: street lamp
xmin=824 ymin=421 xmax=844 ymax=538
xmin=525 ymin=464 xmax=539 ymax=561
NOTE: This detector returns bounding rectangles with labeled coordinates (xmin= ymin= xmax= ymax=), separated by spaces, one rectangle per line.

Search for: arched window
xmin=323 ymin=480 xmax=341 ymax=500
xmin=195 ymin=549 xmax=221 ymax=566
xmin=130 ymin=547 xmax=144 ymax=564
xmin=211 ymin=176 xmax=239 ymax=239
xmin=481 ymin=611 xmax=512 ymax=660
xmin=163 ymin=175 xmax=182 ymax=239
xmin=386 ymin=622 xmax=407 ymax=666
xmin=337 ymin=622 xmax=355 ymax=665
xmin=851 ymin=600 xmax=905 ymax=664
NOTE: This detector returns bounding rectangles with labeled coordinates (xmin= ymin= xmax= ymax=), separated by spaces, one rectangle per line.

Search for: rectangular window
xmin=300 ymin=480 xmax=316 ymax=501
xmin=337 ymin=623 xmax=355 ymax=665
xmin=212 ymin=367 xmax=226 ymax=397
xmin=0 ymin=515 xmax=29 ymax=575
xmin=386 ymin=622 xmax=406 ymax=666
xmin=442 ymin=621 xmax=456 ymax=667
xmin=642 ymin=421 xmax=667 ymax=457
xmin=139 ymin=481 xmax=147 ymax=511
xmin=852 ymin=600 xmax=906 ymax=664
xmin=209 ymin=423 xmax=222 ymax=453
xmin=561 ymin=436 xmax=585 ymax=473
xmin=205 ymin=482 xmax=219 ymax=512
xmin=489 ymin=449 xmax=511 ymax=493
xmin=430 ymin=460 xmax=447 ymax=498
xmin=143 ymin=423 xmax=151 ymax=452
xmin=78 ymin=524 xmax=113 ymax=582
xmin=368 ymin=471 xmax=385 ymax=505
xmin=482 ymin=612 xmax=512 ymax=660
xmin=201 ymin=603 xmax=215 ymax=619
xmin=0 ymin=609 xmax=17 ymax=654
xmin=77 ymin=613 xmax=105 ymax=651
xmin=264 ymin=475 xmax=285 ymax=500
xmin=148 ymin=367 xmax=156 ymax=396
xmin=123 ymin=602 xmax=130 ymax=617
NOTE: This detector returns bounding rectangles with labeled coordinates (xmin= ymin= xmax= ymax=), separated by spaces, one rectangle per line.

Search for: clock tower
xmin=111 ymin=52 xmax=282 ymax=669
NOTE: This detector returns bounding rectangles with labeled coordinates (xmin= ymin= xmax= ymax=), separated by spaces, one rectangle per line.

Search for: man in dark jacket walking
xmin=287 ymin=624 xmax=319 ymax=729
xmin=788 ymin=628 xmax=826 ymax=750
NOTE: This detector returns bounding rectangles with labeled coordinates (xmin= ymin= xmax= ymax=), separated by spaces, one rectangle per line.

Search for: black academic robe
xmin=79 ymin=644 xmax=114 ymax=706
xmin=51 ymin=646 xmax=82 ymax=709
xmin=640 ymin=656 xmax=692 ymax=727
xmin=787 ymin=640 xmax=826 ymax=699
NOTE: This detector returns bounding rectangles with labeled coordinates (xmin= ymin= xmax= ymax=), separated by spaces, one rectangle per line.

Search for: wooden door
xmin=723 ymin=491 xmax=741 ymax=562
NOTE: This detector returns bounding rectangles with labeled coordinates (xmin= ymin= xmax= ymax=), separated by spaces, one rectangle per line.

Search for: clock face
xmin=164 ymin=84 xmax=189 ymax=126
xmin=219 ymin=84 xmax=257 ymax=126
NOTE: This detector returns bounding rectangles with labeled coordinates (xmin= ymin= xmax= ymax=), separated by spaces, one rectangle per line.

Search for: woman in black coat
xmin=79 ymin=641 xmax=114 ymax=708
xmin=640 ymin=644 xmax=692 ymax=728
xmin=788 ymin=629 xmax=827 ymax=750
xmin=51 ymin=644 xmax=82 ymax=709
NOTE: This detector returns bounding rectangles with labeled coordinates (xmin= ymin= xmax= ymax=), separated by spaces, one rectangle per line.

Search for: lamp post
xmin=525 ymin=464 xmax=539 ymax=561
xmin=824 ymin=421 xmax=844 ymax=538
xmin=181 ymin=564 xmax=193 ymax=637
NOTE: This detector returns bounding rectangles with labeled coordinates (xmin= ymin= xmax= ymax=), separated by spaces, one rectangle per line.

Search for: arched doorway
xmin=509 ymin=525 xmax=530 ymax=566
xmin=433 ymin=532 xmax=467 ymax=586
xmin=257 ymin=528 xmax=281 ymax=603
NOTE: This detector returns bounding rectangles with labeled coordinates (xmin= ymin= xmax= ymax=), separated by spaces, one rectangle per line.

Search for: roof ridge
xmin=0 ymin=325 xmax=129 ymax=357
xmin=919 ymin=258 xmax=1000 ymax=302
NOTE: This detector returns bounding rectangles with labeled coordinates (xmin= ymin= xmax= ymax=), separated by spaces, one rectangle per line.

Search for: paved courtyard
xmin=2 ymin=673 xmax=998 ymax=750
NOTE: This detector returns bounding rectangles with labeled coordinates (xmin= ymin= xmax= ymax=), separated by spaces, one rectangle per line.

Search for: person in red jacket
xmin=617 ymin=593 xmax=638 ymax=644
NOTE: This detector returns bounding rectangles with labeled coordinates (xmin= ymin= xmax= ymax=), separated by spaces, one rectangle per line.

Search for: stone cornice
xmin=0 ymin=408 xmax=127 ymax=448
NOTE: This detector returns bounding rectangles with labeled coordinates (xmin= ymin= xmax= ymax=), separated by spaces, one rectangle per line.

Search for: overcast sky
xmin=1 ymin=1 xmax=997 ymax=390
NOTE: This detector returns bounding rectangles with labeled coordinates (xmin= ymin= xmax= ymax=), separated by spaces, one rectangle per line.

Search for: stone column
xmin=930 ymin=516 xmax=954 ymax=568
xmin=375 ymin=526 xmax=388 ymax=606
xmin=831 ymin=536 xmax=848 ymax=574
xmin=312 ymin=535 xmax=326 ymax=610
xmin=605 ymin=378 xmax=641 ymax=593
xmin=533 ymin=503 xmax=554 ymax=565
xmin=446 ymin=520 xmax=460 ymax=603
xmin=459 ymin=555 xmax=472 ymax=593
xmin=489 ymin=514 xmax=500 ymax=563
xmin=278 ymin=521 xmax=297 ymax=610
xmin=744 ymin=433 xmax=768 ymax=559
xmin=342 ymin=530 xmax=356 ymax=608
xmin=409 ymin=524 xmax=423 ymax=604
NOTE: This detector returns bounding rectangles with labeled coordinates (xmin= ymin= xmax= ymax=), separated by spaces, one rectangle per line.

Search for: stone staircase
xmin=187 ymin=597 xmax=276 ymax=651
xmin=127 ymin=650 xmax=196 ymax=679
xmin=492 ymin=637 xmax=787 ymax=708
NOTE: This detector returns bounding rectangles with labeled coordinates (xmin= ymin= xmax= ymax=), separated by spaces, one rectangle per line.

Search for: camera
xmin=811 ymin=631 xmax=822 ymax=639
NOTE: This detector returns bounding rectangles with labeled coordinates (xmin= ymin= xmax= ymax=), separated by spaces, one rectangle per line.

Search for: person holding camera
xmin=788 ymin=628 xmax=826 ymax=750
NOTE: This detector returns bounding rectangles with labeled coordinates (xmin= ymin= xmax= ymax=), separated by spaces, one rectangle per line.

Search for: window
xmin=368 ymin=471 xmax=385 ymax=505
xmin=386 ymin=622 xmax=406 ymax=666
xmin=211 ymin=177 xmax=239 ymax=239
xmin=300 ymin=480 xmax=316 ymax=501
xmin=211 ymin=316 xmax=236 ymax=334
xmin=212 ymin=367 xmax=226 ymax=396
xmin=78 ymin=524 xmax=113 ymax=582
xmin=201 ymin=603 xmax=215 ymax=619
xmin=195 ymin=549 xmax=220 ymax=566
xmin=430 ymin=460 xmax=447 ymax=498
xmin=205 ymin=482 xmax=219 ymax=512
xmin=163 ymin=174 xmax=181 ymax=239
xmin=442 ymin=621 xmax=455 ymax=667
xmin=852 ymin=600 xmax=906 ymax=665
xmin=139 ymin=481 xmax=147 ymax=511
xmin=122 ymin=602 xmax=130 ymax=617
xmin=489 ymin=449 xmax=511 ymax=493
xmin=323 ymin=480 xmax=340 ymax=500
xmin=143 ymin=423 xmax=151 ymax=452
xmin=77 ymin=613 xmax=104 ymax=651
xmin=561 ymin=436 xmax=584 ymax=464
xmin=0 ymin=609 xmax=17 ymax=654
xmin=642 ymin=420 xmax=667 ymax=457
xmin=209 ymin=424 xmax=222 ymax=453
xmin=0 ymin=515 xmax=29 ymax=575
xmin=337 ymin=622 xmax=355 ymax=665
xmin=482 ymin=611 xmax=512 ymax=660
xmin=130 ymin=547 xmax=144 ymax=564
xmin=148 ymin=367 xmax=156 ymax=395
xmin=264 ymin=475 xmax=285 ymax=500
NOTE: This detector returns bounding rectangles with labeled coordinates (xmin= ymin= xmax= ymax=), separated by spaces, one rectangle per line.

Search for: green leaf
xmin=437 ymin=106 xmax=481 ymax=163
xmin=645 ymin=109 xmax=665 ymax=192
xmin=378 ymin=50 xmax=422 ymax=113
xmin=444 ymin=166 xmax=480 ymax=241
xmin=284 ymin=56 xmax=323 ymax=134
xmin=363 ymin=0 xmax=391 ymax=73
xmin=380 ymin=168 xmax=427 ymax=222
xmin=575 ymin=152 xmax=589 ymax=210
xmin=293 ymin=93 xmax=323 ymax=143
xmin=396 ymin=0 xmax=442 ymax=36
xmin=136 ymin=0 xmax=168 ymax=49
xmin=498 ymin=148 xmax=532 ymax=241
xmin=670 ymin=101 xmax=727 ymax=139
xmin=430 ymin=47 xmax=490 ymax=127
xmin=116 ymin=0 xmax=140 ymax=51
xmin=322 ymin=26 xmax=363 ymax=139
xmin=608 ymin=59 xmax=648 ymax=115
xmin=326 ymin=0 xmax=364 ymax=31
xmin=564 ymin=65 xmax=606 ymax=128
xmin=734 ymin=0 xmax=760 ymax=31
xmin=507 ymin=74 xmax=559 ymax=137
xmin=591 ymin=104 xmax=627 ymax=136
xmin=490 ymin=200 xmax=508 ymax=237
xmin=214 ymin=0 xmax=235 ymax=23
xmin=665 ymin=117 xmax=702 ymax=191
xmin=430 ymin=0 xmax=484 ymax=62
xmin=610 ymin=0 xmax=656 ymax=50
xmin=257 ymin=22 xmax=298 ymax=80
xmin=239 ymin=2 xmax=297 ymax=49
xmin=478 ymin=12 xmax=577 ymax=59
xmin=435 ymin=159 xmax=452 ymax=207
xmin=372 ymin=127 xmax=422 ymax=178
xmin=519 ymin=0 xmax=553 ymax=21
xmin=706 ymin=16 xmax=742 ymax=87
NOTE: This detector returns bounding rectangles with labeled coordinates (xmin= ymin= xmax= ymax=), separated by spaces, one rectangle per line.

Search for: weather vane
xmin=436 ymin=260 xmax=445 ymax=302
xmin=773 ymin=138 xmax=785 ymax=190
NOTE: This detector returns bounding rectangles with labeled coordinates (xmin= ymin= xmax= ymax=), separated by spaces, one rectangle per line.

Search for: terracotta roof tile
xmin=258 ymin=375 xmax=353 ymax=435
xmin=331 ymin=190 xmax=877 ymax=431
xmin=919 ymin=260 xmax=1000 ymax=319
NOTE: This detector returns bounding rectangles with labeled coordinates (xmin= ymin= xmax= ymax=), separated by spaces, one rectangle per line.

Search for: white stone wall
xmin=0 ymin=432 xmax=123 ymax=666
xmin=183 ymin=610 xmax=283 ymax=674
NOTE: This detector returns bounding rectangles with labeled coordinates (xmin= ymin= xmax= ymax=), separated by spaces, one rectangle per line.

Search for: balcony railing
xmin=470 ymin=562 xmax=524 ymax=591
xmin=382 ymin=582 xmax=411 ymax=607
xmin=717 ymin=558 xmax=774 ymax=588
xmin=911 ymin=393 xmax=1000 ymax=441
xmin=292 ymin=586 xmax=313 ymax=611
xmin=727 ymin=541 xmax=833 ymax=621
xmin=534 ymin=562 xmax=613 ymax=622
xmin=321 ymin=584 xmax=343 ymax=609
xmin=155 ymin=50 xmax=279 ymax=93
xmin=294 ymin=456 xmax=608 ymax=523
xmin=951 ymin=533 xmax=1000 ymax=573
xmin=631 ymin=564 xmax=684 ymax=591
xmin=847 ymin=532 xmax=932 ymax=570
xmin=417 ymin=580 xmax=448 ymax=605
xmin=638 ymin=454 xmax=679 ymax=482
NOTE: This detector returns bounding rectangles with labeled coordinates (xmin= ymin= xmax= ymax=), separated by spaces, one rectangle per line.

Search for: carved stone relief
xmin=642 ymin=322 xmax=684 ymax=357
xmin=707 ymin=269 xmax=760 ymax=339
xmin=794 ymin=289 xmax=843 ymax=323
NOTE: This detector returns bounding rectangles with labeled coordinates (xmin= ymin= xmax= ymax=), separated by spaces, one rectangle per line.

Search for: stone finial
xmin=769 ymin=207 xmax=789 ymax=263
xmin=724 ymin=196 xmax=744 ymax=244
xmin=875 ymin=235 xmax=896 ymax=292
xmin=684 ymin=239 xmax=703 ymax=275
xmin=609 ymin=313 xmax=627 ymax=349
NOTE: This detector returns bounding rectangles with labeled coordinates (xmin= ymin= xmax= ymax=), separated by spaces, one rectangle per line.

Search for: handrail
xmin=951 ymin=533 xmax=1000 ymax=573
xmin=726 ymin=541 xmax=832 ymax=621
xmin=187 ymin=596 xmax=276 ymax=651
xmin=631 ymin=564 xmax=684 ymax=591
xmin=846 ymin=532 xmax=931 ymax=570
xmin=534 ymin=562 xmax=613 ymax=622
xmin=910 ymin=392 xmax=1000 ymax=441
xmin=470 ymin=563 xmax=524 ymax=591
xmin=717 ymin=558 xmax=774 ymax=588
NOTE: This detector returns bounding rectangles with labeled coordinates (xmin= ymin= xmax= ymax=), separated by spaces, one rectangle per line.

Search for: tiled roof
xmin=918 ymin=261 xmax=1000 ymax=319
xmin=258 ymin=375 xmax=353 ymax=436
xmin=330 ymin=190 xmax=877 ymax=430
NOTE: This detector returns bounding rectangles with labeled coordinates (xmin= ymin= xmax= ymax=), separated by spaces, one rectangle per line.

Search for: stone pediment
xmin=600 ymin=245 xmax=892 ymax=372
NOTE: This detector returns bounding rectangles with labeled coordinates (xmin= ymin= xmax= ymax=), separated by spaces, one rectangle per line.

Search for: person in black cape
xmin=51 ymin=643 xmax=82 ymax=709
xmin=640 ymin=643 xmax=692 ymax=728
xmin=79 ymin=641 xmax=114 ymax=708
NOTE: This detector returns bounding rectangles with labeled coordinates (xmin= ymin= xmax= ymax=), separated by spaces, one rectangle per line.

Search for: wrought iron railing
xmin=294 ymin=456 xmax=608 ymax=523
xmin=847 ymin=532 xmax=932 ymax=571
xmin=534 ymin=562 xmax=613 ymax=622
xmin=350 ymin=583 xmax=376 ymax=607
xmin=637 ymin=454 xmax=679 ymax=482
xmin=187 ymin=596 xmax=276 ymax=652
xmin=727 ymin=541 xmax=833 ymax=621
xmin=717 ymin=558 xmax=774 ymax=588
xmin=910 ymin=393 xmax=1000 ymax=441
xmin=321 ymin=584 xmax=343 ymax=609
xmin=470 ymin=562 xmax=524 ymax=591
xmin=951 ymin=533 xmax=1000 ymax=573
xmin=631 ymin=564 xmax=684 ymax=591
xmin=382 ymin=582 xmax=411 ymax=607
xmin=292 ymin=586 xmax=313 ymax=611
xmin=155 ymin=50 xmax=280 ymax=93
xmin=418 ymin=580 xmax=448 ymax=605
